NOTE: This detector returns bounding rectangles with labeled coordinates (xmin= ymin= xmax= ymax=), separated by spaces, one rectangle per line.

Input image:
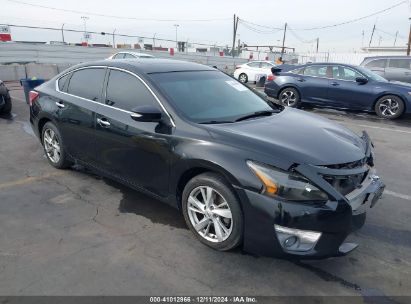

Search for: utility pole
xmin=316 ymin=38 xmax=319 ymax=53
xmin=174 ymin=24 xmax=179 ymax=50
xmin=280 ymin=23 xmax=287 ymax=58
xmin=232 ymin=14 xmax=239 ymax=57
xmin=361 ymin=30 xmax=365 ymax=47
xmin=112 ymin=29 xmax=116 ymax=48
xmin=378 ymin=36 xmax=382 ymax=46
xmin=81 ymin=16 xmax=89 ymax=44
xmin=61 ymin=23 xmax=65 ymax=43
xmin=394 ymin=31 xmax=398 ymax=46
xmin=153 ymin=33 xmax=157 ymax=49
xmin=407 ymin=17 xmax=411 ymax=55
xmin=369 ymin=24 xmax=376 ymax=47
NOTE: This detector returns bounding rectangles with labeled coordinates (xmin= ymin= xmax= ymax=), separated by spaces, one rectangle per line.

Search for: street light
xmin=173 ymin=24 xmax=179 ymax=50
xmin=81 ymin=16 xmax=90 ymax=43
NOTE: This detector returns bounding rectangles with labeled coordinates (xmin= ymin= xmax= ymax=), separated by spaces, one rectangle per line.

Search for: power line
xmin=287 ymin=26 xmax=317 ymax=43
xmin=239 ymin=21 xmax=283 ymax=35
xmin=2 ymin=23 xmax=230 ymax=48
xmin=238 ymin=18 xmax=283 ymax=30
xmin=293 ymin=0 xmax=408 ymax=31
xmin=375 ymin=27 xmax=405 ymax=39
xmin=5 ymin=0 xmax=231 ymax=22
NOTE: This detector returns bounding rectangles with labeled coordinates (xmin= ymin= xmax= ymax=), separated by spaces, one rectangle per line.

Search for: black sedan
xmin=29 ymin=59 xmax=385 ymax=258
xmin=264 ymin=63 xmax=411 ymax=119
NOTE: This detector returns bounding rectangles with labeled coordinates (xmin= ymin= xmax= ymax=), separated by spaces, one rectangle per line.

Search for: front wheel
xmin=182 ymin=173 xmax=243 ymax=251
xmin=42 ymin=122 xmax=72 ymax=169
xmin=279 ymin=87 xmax=300 ymax=108
xmin=375 ymin=95 xmax=404 ymax=119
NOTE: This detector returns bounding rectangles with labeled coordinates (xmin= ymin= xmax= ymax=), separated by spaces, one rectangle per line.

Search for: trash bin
xmin=20 ymin=78 xmax=45 ymax=104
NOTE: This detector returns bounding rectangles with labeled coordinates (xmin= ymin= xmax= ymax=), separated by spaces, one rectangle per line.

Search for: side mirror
xmin=356 ymin=77 xmax=368 ymax=84
xmin=130 ymin=105 xmax=162 ymax=122
xmin=271 ymin=67 xmax=282 ymax=75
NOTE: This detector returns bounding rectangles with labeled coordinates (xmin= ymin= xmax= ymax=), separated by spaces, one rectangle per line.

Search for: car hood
xmin=204 ymin=108 xmax=367 ymax=166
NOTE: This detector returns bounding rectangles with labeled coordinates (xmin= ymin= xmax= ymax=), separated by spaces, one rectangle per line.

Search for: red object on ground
xmin=81 ymin=42 xmax=88 ymax=46
xmin=249 ymin=53 xmax=253 ymax=60
xmin=170 ymin=48 xmax=174 ymax=56
xmin=265 ymin=56 xmax=269 ymax=60
xmin=0 ymin=34 xmax=11 ymax=41
xmin=219 ymin=51 xmax=224 ymax=56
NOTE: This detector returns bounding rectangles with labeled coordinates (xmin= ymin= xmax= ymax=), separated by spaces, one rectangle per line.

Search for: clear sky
xmin=1 ymin=0 xmax=410 ymax=52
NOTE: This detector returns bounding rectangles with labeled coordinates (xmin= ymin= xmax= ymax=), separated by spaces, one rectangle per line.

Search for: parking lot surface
xmin=1 ymin=82 xmax=411 ymax=301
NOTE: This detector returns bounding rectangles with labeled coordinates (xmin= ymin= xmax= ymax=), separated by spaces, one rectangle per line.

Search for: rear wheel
xmin=238 ymin=73 xmax=248 ymax=83
xmin=375 ymin=95 xmax=404 ymax=119
xmin=42 ymin=122 xmax=72 ymax=169
xmin=0 ymin=85 xmax=11 ymax=114
xmin=182 ymin=173 xmax=243 ymax=251
xmin=279 ymin=87 xmax=300 ymax=108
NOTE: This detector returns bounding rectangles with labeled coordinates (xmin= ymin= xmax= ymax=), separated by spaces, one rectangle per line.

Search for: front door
xmin=94 ymin=68 xmax=172 ymax=197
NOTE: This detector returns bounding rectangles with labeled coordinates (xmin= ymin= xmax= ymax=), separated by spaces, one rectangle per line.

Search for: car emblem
xmin=370 ymin=175 xmax=380 ymax=183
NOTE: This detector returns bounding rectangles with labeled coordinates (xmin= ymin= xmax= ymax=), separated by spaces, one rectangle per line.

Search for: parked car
xmin=0 ymin=80 xmax=12 ymax=116
xmin=107 ymin=51 xmax=155 ymax=59
xmin=264 ymin=63 xmax=411 ymax=119
xmin=29 ymin=59 xmax=384 ymax=258
xmin=360 ymin=56 xmax=411 ymax=83
xmin=233 ymin=60 xmax=276 ymax=83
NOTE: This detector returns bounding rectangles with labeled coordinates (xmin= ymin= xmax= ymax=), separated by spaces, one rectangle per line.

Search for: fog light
xmin=283 ymin=236 xmax=298 ymax=248
xmin=275 ymin=224 xmax=322 ymax=252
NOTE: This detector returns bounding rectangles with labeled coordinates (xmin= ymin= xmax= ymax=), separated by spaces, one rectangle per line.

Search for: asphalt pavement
xmin=0 ymin=82 xmax=410 ymax=302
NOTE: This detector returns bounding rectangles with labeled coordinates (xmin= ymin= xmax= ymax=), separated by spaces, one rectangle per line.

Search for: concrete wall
xmin=0 ymin=64 xmax=26 ymax=81
xmin=0 ymin=42 xmax=249 ymax=81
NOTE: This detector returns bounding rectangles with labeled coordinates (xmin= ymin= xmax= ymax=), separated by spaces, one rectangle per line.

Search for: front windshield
xmin=150 ymin=71 xmax=276 ymax=123
xmin=356 ymin=66 xmax=388 ymax=82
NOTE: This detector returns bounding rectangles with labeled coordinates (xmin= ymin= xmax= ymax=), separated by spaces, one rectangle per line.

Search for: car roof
xmin=71 ymin=59 xmax=215 ymax=74
xmin=299 ymin=62 xmax=358 ymax=69
xmin=363 ymin=56 xmax=410 ymax=60
xmin=115 ymin=51 xmax=154 ymax=57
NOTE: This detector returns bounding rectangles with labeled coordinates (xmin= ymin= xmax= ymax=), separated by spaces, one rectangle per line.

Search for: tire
xmin=375 ymin=95 xmax=405 ymax=119
xmin=238 ymin=73 xmax=248 ymax=83
xmin=182 ymin=172 xmax=243 ymax=251
xmin=41 ymin=122 xmax=72 ymax=169
xmin=279 ymin=87 xmax=301 ymax=108
xmin=0 ymin=85 xmax=11 ymax=114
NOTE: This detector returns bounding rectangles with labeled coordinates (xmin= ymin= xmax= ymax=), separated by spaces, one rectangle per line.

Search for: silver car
xmin=360 ymin=56 xmax=411 ymax=83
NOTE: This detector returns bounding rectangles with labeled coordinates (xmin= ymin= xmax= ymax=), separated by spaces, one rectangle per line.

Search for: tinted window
xmin=261 ymin=62 xmax=274 ymax=68
xmin=365 ymin=59 xmax=386 ymax=68
xmin=67 ymin=68 xmax=105 ymax=101
xmin=304 ymin=65 xmax=328 ymax=77
xmin=58 ymin=73 xmax=70 ymax=91
xmin=123 ymin=53 xmax=135 ymax=59
xmin=331 ymin=66 xmax=363 ymax=81
xmin=114 ymin=53 xmax=125 ymax=59
xmin=248 ymin=62 xmax=261 ymax=68
xmin=150 ymin=71 xmax=275 ymax=123
xmin=389 ymin=59 xmax=411 ymax=69
xmin=105 ymin=70 xmax=157 ymax=111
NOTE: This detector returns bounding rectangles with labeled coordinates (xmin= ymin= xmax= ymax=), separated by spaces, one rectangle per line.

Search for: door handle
xmin=97 ymin=117 xmax=111 ymax=127
xmin=297 ymin=78 xmax=306 ymax=82
xmin=55 ymin=101 xmax=65 ymax=108
xmin=331 ymin=82 xmax=340 ymax=86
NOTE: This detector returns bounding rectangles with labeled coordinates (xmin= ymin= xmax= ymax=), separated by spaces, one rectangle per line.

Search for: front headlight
xmin=247 ymin=161 xmax=329 ymax=201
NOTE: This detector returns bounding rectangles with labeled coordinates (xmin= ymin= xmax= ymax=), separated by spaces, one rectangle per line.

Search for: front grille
xmin=321 ymin=156 xmax=372 ymax=196
xmin=323 ymin=172 xmax=368 ymax=196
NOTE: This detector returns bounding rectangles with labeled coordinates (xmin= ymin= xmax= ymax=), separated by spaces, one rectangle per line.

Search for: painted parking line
xmin=340 ymin=122 xmax=411 ymax=135
xmin=0 ymin=171 xmax=65 ymax=190
xmin=384 ymin=190 xmax=411 ymax=201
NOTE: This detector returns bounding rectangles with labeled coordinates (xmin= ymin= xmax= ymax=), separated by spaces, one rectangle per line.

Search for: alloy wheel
xmin=239 ymin=74 xmax=247 ymax=83
xmin=187 ymin=186 xmax=233 ymax=243
xmin=280 ymin=90 xmax=297 ymax=107
xmin=379 ymin=98 xmax=399 ymax=117
xmin=43 ymin=128 xmax=61 ymax=163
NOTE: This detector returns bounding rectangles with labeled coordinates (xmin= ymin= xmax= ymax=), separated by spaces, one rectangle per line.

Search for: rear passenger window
xmin=105 ymin=70 xmax=157 ymax=111
xmin=365 ymin=59 xmax=387 ymax=68
xmin=389 ymin=59 xmax=411 ymax=69
xmin=58 ymin=73 xmax=70 ymax=91
xmin=114 ymin=53 xmax=125 ymax=59
xmin=67 ymin=68 xmax=106 ymax=102
xmin=304 ymin=65 xmax=328 ymax=77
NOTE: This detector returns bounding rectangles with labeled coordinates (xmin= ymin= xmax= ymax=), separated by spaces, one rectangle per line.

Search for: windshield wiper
xmin=199 ymin=120 xmax=234 ymax=124
xmin=234 ymin=110 xmax=278 ymax=122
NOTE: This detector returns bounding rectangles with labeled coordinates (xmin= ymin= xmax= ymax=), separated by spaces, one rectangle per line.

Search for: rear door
xmin=94 ymin=68 xmax=171 ymax=196
xmin=363 ymin=58 xmax=387 ymax=78
xmin=385 ymin=58 xmax=411 ymax=83
xmin=245 ymin=62 xmax=262 ymax=81
xmin=57 ymin=67 xmax=106 ymax=164
xmin=297 ymin=65 xmax=330 ymax=104
xmin=327 ymin=65 xmax=374 ymax=110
